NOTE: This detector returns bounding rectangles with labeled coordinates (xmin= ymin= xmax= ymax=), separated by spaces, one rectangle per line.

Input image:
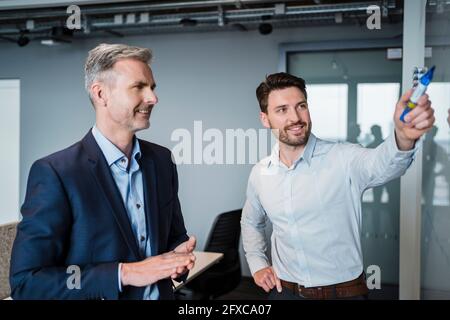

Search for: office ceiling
xmin=0 ymin=0 xmax=448 ymax=45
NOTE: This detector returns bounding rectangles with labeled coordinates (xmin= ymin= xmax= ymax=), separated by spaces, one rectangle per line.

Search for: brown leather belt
xmin=280 ymin=273 xmax=369 ymax=299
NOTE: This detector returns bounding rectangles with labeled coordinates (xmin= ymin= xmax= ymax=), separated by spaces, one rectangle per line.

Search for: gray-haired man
xmin=10 ymin=43 xmax=196 ymax=300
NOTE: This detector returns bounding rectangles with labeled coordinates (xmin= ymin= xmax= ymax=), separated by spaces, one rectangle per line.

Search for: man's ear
xmin=260 ymin=111 xmax=271 ymax=129
xmin=91 ymin=82 xmax=108 ymax=108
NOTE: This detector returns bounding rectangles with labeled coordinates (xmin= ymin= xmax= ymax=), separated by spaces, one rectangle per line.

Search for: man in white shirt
xmin=241 ymin=72 xmax=435 ymax=300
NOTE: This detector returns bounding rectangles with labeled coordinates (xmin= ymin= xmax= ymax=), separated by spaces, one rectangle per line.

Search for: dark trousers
xmin=268 ymin=288 xmax=369 ymax=300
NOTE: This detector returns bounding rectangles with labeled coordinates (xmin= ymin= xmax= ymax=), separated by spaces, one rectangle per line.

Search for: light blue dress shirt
xmin=92 ymin=125 xmax=159 ymax=300
xmin=241 ymin=131 xmax=418 ymax=288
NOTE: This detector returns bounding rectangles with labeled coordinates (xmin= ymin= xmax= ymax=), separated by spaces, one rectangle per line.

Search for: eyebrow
xmin=131 ymin=80 xmax=157 ymax=90
xmin=274 ymin=100 xmax=307 ymax=110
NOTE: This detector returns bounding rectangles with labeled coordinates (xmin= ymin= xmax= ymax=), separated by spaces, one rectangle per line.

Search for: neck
xmin=279 ymin=143 xmax=305 ymax=168
xmin=96 ymin=119 xmax=134 ymax=159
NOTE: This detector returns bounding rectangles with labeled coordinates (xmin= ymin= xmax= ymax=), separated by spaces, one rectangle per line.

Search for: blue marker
xmin=400 ymin=65 xmax=435 ymax=123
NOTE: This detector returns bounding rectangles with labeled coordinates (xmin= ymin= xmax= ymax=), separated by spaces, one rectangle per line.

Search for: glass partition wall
xmin=421 ymin=6 xmax=450 ymax=300
xmin=282 ymin=1 xmax=450 ymax=300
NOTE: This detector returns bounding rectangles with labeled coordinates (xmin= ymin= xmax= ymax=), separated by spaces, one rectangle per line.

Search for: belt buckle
xmin=297 ymin=285 xmax=307 ymax=298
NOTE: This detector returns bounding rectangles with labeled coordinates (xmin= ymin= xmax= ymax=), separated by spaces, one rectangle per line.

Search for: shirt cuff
xmin=389 ymin=130 xmax=419 ymax=160
xmin=118 ymin=263 xmax=123 ymax=292
xmin=247 ymin=255 xmax=270 ymax=276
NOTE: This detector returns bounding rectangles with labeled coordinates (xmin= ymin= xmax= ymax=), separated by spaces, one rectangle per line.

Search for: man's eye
xmin=277 ymin=108 xmax=286 ymax=113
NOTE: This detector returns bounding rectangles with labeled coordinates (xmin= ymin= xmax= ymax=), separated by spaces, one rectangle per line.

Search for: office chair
xmin=184 ymin=209 xmax=242 ymax=299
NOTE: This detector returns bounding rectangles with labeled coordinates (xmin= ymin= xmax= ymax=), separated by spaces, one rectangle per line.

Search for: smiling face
xmin=260 ymin=86 xmax=312 ymax=147
xmin=98 ymin=58 xmax=158 ymax=134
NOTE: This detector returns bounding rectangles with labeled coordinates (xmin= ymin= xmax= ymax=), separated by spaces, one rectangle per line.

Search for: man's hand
xmin=171 ymin=236 xmax=197 ymax=279
xmin=120 ymin=251 xmax=195 ymax=287
xmin=253 ymin=266 xmax=282 ymax=293
xmin=174 ymin=236 xmax=196 ymax=254
xmin=394 ymin=89 xmax=435 ymax=151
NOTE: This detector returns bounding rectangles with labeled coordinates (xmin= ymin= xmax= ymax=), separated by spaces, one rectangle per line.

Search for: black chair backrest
xmin=204 ymin=209 xmax=242 ymax=255
xmin=183 ymin=210 xmax=242 ymax=298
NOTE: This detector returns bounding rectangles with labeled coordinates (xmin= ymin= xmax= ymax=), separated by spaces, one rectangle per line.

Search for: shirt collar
xmin=302 ymin=133 xmax=316 ymax=166
xmin=91 ymin=125 xmax=141 ymax=167
xmin=268 ymin=133 xmax=317 ymax=169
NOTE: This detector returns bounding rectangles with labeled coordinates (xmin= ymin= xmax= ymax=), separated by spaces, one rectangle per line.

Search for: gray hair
xmin=84 ymin=43 xmax=152 ymax=100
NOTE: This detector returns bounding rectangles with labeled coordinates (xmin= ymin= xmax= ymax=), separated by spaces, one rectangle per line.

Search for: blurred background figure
xmin=347 ymin=123 xmax=362 ymax=144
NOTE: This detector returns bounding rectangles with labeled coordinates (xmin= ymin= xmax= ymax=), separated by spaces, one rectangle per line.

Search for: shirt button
xmin=140 ymin=235 xmax=145 ymax=242
xmin=136 ymin=203 xmax=141 ymax=209
xmin=121 ymin=159 xmax=126 ymax=163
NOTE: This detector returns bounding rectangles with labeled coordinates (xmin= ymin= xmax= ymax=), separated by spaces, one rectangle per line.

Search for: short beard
xmin=271 ymin=121 xmax=312 ymax=147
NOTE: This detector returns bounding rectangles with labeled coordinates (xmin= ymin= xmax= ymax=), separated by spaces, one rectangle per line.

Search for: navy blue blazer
xmin=10 ymin=130 xmax=189 ymax=299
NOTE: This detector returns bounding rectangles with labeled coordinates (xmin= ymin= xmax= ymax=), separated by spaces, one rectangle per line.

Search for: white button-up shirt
xmin=241 ymin=131 xmax=418 ymax=287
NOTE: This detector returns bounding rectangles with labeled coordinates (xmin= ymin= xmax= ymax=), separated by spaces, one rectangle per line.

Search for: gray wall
xmin=0 ymin=22 xmax=404 ymax=277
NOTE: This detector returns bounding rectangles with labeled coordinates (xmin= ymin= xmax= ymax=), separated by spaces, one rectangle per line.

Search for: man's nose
xmin=144 ymin=88 xmax=158 ymax=105
xmin=287 ymin=107 xmax=301 ymax=123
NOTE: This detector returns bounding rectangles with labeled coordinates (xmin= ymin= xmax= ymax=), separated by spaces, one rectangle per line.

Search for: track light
xmin=17 ymin=31 xmax=29 ymax=47
xmin=40 ymin=26 xmax=73 ymax=46
xmin=179 ymin=18 xmax=197 ymax=27
xmin=258 ymin=23 xmax=272 ymax=35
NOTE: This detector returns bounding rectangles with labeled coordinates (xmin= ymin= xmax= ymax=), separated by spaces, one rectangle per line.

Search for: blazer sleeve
xmin=10 ymin=159 xmax=120 ymax=300
xmin=167 ymin=161 xmax=189 ymax=251
xmin=166 ymin=160 xmax=190 ymax=284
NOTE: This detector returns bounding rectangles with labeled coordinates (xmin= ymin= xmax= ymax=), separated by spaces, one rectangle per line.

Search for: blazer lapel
xmin=139 ymin=146 xmax=160 ymax=255
xmin=81 ymin=130 xmax=141 ymax=260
